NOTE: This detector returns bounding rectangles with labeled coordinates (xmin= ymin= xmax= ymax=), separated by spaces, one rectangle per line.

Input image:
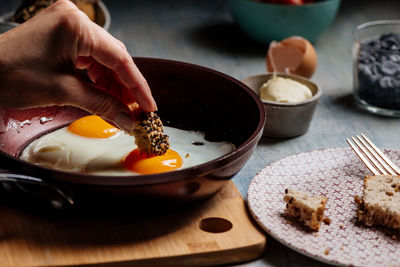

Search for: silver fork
xmin=346 ymin=134 xmax=400 ymax=176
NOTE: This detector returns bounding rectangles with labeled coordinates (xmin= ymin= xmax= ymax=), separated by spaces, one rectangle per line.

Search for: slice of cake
xmin=355 ymin=175 xmax=400 ymax=229
xmin=283 ymin=189 xmax=327 ymax=231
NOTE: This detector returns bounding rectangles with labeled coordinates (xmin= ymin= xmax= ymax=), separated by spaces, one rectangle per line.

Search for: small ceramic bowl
xmin=243 ymin=73 xmax=321 ymax=138
xmin=228 ymin=0 xmax=341 ymax=44
xmin=0 ymin=0 xmax=111 ymax=31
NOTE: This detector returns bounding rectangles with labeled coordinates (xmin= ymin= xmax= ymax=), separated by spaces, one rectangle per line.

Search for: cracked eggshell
xmin=267 ymin=36 xmax=317 ymax=79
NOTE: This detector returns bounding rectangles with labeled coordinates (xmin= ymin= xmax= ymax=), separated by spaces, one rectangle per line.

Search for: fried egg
xmin=20 ymin=115 xmax=234 ymax=175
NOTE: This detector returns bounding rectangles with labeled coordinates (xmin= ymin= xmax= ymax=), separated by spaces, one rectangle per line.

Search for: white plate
xmin=248 ymin=147 xmax=400 ymax=267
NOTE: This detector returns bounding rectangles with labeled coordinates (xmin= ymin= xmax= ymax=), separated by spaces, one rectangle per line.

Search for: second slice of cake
xmin=355 ymin=175 xmax=400 ymax=230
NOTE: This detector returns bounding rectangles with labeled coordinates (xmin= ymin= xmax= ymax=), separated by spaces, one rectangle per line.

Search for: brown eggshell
xmin=266 ymin=36 xmax=317 ymax=79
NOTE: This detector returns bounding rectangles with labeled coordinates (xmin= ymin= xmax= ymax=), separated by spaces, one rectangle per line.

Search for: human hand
xmin=0 ymin=0 xmax=157 ymax=132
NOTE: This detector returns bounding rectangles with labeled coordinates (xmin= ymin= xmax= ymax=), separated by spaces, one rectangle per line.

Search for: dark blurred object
xmin=11 ymin=0 xmax=98 ymax=23
xmin=253 ymin=0 xmax=317 ymax=4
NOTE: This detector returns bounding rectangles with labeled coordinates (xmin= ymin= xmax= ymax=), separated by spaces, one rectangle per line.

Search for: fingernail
xmin=147 ymin=97 xmax=158 ymax=112
xmin=152 ymin=99 xmax=158 ymax=111
xmin=148 ymin=92 xmax=158 ymax=111
xmin=136 ymin=91 xmax=158 ymax=112
xmin=114 ymin=112 xmax=135 ymax=133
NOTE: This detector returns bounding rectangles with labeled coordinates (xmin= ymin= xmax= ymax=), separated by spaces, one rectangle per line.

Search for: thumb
xmin=58 ymin=75 xmax=136 ymax=133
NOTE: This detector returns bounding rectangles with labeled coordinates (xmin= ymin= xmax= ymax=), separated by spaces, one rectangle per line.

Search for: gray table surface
xmin=1 ymin=0 xmax=400 ymax=266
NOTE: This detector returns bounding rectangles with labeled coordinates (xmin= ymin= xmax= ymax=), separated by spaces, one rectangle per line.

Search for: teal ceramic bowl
xmin=229 ymin=0 xmax=341 ymax=43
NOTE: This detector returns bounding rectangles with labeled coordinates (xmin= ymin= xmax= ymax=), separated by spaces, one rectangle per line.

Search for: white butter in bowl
xmin=243 ymin=73 xmax=321 ymax=138
xmin=259 ymin=76 xmax=312 ymax=103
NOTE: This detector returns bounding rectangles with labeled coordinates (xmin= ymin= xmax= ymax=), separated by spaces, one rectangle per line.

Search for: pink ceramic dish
xmin=0 ymin=57 xmax=265 ymax=208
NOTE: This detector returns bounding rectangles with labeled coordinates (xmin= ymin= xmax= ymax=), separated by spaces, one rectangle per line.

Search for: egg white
xmin=20 ymin=126 xmax=235 ymax=176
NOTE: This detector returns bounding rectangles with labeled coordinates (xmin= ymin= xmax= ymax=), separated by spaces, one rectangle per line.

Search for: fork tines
xmin=346 ymin=134 xmax=400 ymax=176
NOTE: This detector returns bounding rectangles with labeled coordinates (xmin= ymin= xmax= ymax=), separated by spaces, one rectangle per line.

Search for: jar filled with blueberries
xmin=354 ymin=20 xmax=400 ymax=116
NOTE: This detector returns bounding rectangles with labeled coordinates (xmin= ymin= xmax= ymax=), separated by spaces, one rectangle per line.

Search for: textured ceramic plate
xmin=248 ymin=147 xmax=400 ymax=267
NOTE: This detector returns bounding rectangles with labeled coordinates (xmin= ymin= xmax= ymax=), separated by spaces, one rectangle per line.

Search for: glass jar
xmin=353 ymin=20 xmax=400 ymax=116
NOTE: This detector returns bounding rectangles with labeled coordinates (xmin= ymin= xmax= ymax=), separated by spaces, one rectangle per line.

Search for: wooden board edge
xmin=88 ymin=240 xmax=266 ymax=267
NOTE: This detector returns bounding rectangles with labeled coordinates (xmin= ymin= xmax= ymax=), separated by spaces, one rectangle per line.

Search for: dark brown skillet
xmin=0 ymin=57 xmax=266 ymax=208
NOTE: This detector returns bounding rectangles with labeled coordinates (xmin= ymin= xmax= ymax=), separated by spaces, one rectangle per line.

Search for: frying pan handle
xmin=0 ymin=170 xmax=74 ymax=208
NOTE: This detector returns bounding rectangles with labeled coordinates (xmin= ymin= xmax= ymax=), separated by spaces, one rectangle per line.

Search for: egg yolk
xmin=123 ymin=149 xmax=183 ymax=174
xmin=68 ymin=115 xmax=119 ymax=138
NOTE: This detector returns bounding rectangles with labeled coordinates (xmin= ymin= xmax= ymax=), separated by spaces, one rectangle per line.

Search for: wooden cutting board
xmin=0 ymin=181 xmax=266 ymax=266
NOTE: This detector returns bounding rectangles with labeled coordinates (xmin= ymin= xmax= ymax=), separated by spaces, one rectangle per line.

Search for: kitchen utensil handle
xmin=0 ymin=170 xmax=74 ymax=207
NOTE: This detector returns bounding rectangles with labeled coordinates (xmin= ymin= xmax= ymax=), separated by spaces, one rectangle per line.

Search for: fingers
xmin=86 ymin=62 xmax=135 ymax=104
xmin=58 ymin=74 xmax=136 ymax=133
xmin=77 ymin=22 xmax=157 ymax=112
xmin=113 ymin=60 xmax=157 ymax=112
